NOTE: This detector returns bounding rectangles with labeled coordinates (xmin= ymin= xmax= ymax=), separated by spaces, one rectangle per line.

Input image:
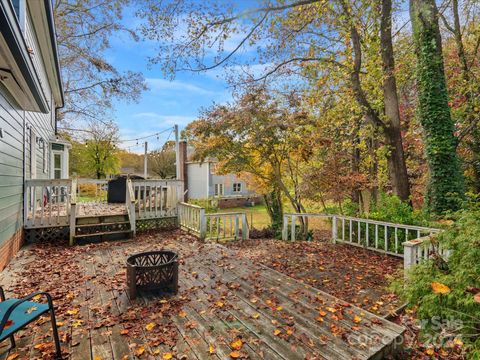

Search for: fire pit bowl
xmin=126 ymin=250 xmax=178 ymax=299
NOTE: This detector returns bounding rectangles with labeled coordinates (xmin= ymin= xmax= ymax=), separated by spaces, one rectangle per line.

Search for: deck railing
xmin=132 ymin=179 xmax=183 ymax=219
xmin=178 ymin=202 xmax=248 ymax=241
xmin=24 ymin=179 xmax=73 ymax=229
xmin=332 ymin=215 xmax=440 ymax=257
xmin=205 ymin=212 xmax=249 ymax=242
xmin=125 ymin=179 xmax=136 ymax=235
xmin=178 ymin=202 xmax=205 ymax=237
xmin=76 ymin=178 xmax=108 ymax=202
xmin=283 ymin=213 xmax=442 ymax=269
xmin=403 ymin=235 xmax=452 ymax=269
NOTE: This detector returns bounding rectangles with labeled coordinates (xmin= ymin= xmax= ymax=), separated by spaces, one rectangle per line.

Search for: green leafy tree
xmin=82 ymin=121 xmax=120 ymax=179
xmin=185 ymin=87 xmax=314 ymax=236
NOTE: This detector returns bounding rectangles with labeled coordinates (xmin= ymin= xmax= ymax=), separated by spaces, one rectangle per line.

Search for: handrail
xmin=71 ymin=177 xmax=77 ymax=205
xmin=126 ymin=179 xmax=136 ymax=236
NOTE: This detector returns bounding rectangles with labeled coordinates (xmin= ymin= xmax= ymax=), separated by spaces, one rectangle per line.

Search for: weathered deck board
xmin=0 ymin=232 xmax=405 ymax=359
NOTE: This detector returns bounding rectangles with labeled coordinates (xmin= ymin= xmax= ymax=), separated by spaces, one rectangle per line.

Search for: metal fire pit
xmin=126 ymin=250 xmax=179 ymax=299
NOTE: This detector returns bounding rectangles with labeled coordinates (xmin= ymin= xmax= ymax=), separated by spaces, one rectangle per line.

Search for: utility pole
xmin=174 ymin=124 xmax=180 ymax=179
xmin=143 ymin=141 xmax=148 ymax=179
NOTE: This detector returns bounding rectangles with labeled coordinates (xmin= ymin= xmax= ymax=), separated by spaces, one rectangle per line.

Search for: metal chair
xmin=0 ymin=287 xmax=62 ymax=358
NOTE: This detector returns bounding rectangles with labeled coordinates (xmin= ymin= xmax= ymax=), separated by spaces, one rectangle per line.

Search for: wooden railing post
xmin=403 ymin=241 xmax=417 ymax=271
xmin=241 ymin=213 xmax=248 ymax=240
xmin=290 ymin=215 xmax=296 ymax=241
xmin=199 ymin=208 xmax=206 ymax=240
xmin=332 ymin=215 xmax=338 ymax=243
xmin=126 ymin=179 xmax=136 ymax=236
xmin=282 ymin=215 xmax=288 ymax=241
xmin=69 ymin=203 xmax=76 ymax=246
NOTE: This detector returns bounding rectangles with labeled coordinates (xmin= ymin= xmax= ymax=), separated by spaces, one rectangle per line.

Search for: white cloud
xmin=146 ymin=78 xmax=215 ymax=95
xmin=132 ymin=112 xmax=196 ymax=126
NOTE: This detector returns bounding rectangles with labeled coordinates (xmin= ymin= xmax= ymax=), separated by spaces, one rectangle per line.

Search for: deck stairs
xmin=73 ymin=214 xmax=133 ymax=243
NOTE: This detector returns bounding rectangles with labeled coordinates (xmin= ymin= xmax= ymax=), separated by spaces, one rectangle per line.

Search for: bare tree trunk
xmin=343 ymin=2 xmax=411 ymax=203
xmin=380 ymin=0 xmax=411 ymax=202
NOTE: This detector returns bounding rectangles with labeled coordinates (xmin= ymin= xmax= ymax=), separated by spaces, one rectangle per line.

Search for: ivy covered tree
xmin=409 ymin=0 xmax=465 ymax=213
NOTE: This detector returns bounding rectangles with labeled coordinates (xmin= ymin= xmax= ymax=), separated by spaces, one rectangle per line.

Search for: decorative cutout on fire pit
xmin=126 ymin=250 xmax=178 ymax=299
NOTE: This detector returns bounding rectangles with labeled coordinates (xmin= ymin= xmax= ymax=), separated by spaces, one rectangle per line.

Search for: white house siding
xmin=0 ymin=8 xmax=56 ymax=255
xmin=187 ymin=163 xmax=210 ymax=199
xmin=210 ymin=173 xmax=254 ymax=198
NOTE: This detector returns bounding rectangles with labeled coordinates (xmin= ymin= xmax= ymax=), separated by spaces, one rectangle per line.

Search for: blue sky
xmin=105 ymin=3 xmax=259 ymax=153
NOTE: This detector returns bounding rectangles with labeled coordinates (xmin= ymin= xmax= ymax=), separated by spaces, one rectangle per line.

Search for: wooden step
xmin=76 ymin=214 xmax=129 ymax=225
xmin=75 ymin=229 xmax=133 ymax=239
xmin=75 ymin=221 xmax=130 ymax=229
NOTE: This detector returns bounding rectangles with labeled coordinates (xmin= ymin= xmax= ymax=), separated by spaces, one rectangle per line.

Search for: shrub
xmin=369 ymin=192 xmax=430 ymax=226
xmin=392 ymin=209 xmax=480 ymax=358
xmin=187 ymin=198 xmax=218 ymax=213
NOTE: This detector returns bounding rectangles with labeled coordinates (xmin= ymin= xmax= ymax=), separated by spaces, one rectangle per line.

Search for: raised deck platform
xmin=0 ymin=231 xmax=405 ymax=359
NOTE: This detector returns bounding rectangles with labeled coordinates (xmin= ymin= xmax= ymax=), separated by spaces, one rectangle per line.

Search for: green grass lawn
xmin=214 ymin=204 xmax=330 ymax=231
xmin=215 ymin=204 xmax=272 ymax=229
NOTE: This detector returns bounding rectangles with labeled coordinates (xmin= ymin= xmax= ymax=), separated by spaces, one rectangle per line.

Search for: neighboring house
xmin=186 ymin=159 xmax=261 ymax=208
xmin=0 ymin=0 xmax=66 ymax=268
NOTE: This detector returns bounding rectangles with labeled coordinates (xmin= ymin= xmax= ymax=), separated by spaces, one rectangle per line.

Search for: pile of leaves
xmin=393 ymin=208 xmax=480 ymax=358
xmin=227 ymin=239 xmax=402 ymax=315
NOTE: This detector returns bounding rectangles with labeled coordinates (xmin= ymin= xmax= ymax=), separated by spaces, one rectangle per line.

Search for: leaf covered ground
xmin=0 ymin=231 xmax=406 ymax=359
xmin=226 ymin=238 xmax=403 ymax=316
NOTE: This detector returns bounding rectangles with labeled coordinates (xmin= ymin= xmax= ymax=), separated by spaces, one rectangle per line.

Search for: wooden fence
xmin=283 ymin=213 xmax=443 ymax=270
xmin=178 ymin=202 xmax=249 ymax=241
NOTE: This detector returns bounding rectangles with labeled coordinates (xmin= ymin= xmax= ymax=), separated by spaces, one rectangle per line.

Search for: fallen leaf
xmin=353 ymin=316 xmax=362 ymax=323
xmin=67 ymin=308 xmax=80 ymax=316
xmin=209 ymin=344 xmax=216 ymax=354
xmin=251 ymin=313 xmax=260 ymax=319
xmin=231 ymin=338 xmax=243 ymax=350
xmin=145 ymin=322 xmax=156 ymax=331
xmin=163 ymin=353 xmax=173 ymax=360
xmin=25 ymin=306 xmax=37 ymax=314
xmin=178 ymin=311 xmax=187 ymax=318
xmin=273 ymin=329 xmax=281 ymax=336
xmin=230 ymin=351 xmax=240 ymax=358
xmin=120 ymin=329 xmax=129 ymax=335
xmin=6 ymin=354 xmax=19 ymax=360
xmin=136 ymin=346 xmax=146 ymax=356
xmin=474 ymin=293 xmax=480 ymax=303
xmin=431 ymin=282 xmax=450 ymax=295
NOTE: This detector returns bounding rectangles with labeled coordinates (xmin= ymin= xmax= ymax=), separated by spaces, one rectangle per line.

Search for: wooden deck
xmin=0 ymin=231 xmax=405 ymax=359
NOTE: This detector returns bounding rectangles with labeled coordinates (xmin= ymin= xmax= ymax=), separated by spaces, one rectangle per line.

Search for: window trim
xmin=214 ymin=183 xmax=224 ymax=196
xmin=233 ymin=183 xmax=242 ymax=193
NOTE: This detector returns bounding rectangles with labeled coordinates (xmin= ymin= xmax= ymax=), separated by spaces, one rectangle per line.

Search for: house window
xmin=233 ymin=183 xmax=242 ymax=193
xmin=53 ymin=153 xmax=62 ymax=179
xmin=214 ymin=183 xmax=224 ymax=196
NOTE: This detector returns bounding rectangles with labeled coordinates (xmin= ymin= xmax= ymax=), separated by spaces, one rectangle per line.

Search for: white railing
xmin=282 ymin=213 xmax=331 ymax=242
xmin=403 ymin=235 xmax=452 ymax=270
xmin=125 ymin=179 xmax=136 ymax=236
xmin=332 ymin=215 xmax=440 ymax=257
xmin=132 ymin=179 xmax=183 ymax=220
xmin=178 ymin=202 xmax=205 ymax=237
xmin=177 ymin=202 xmax=248 ymax=241
xmin=76 ymin=178 xmax=108 ymax=202
xmin=282 ymin=213 xmax=442 ymax=268
xmin=205 ymin=212 xmax=249 ymax=242
xmin=69 ymin=178 xmax=77 ymax=245
xmin=24 ymin=179 xmax=73 ymax=229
